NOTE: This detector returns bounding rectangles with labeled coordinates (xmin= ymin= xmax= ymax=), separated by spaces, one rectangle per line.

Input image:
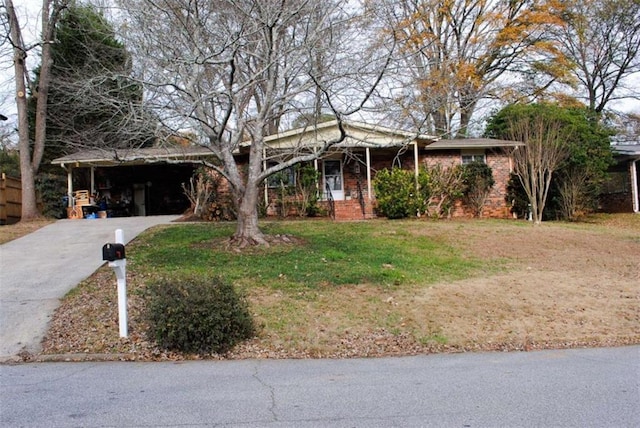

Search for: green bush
xmin=145 ymin=276 xmax=255 ymax=354
xmin=36 ymin=173 xmax=68 ymax=218
xmin=373 ymin=167 xmax=429 ymax=219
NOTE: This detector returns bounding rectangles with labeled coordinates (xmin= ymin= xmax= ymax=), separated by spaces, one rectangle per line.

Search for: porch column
xmin=66 ymin=166 xmax=73 ymax=208
xmin=90 ymin=166 xmax=96 ymax=196
xmin=365 ymin=147 xmax=372 ymax=201
xmin=631 ymin=159 xmax=639 ymax=213
xmin=263 ymin=147 xmax=268 ymax=207
xmin=314 ymin=150 xmax=319 ymax=195
xmin=413 ymin=141 xmax=419 ymax=190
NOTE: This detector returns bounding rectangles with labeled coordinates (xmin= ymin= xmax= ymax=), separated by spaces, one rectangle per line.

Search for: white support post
xmin=67 ymin=167 xmax=73 ymax=208
xmin=630 ymin=159 xmax=639 ymax=213
xmin=109 ymin=229 xmax=128 ymax=338
xmin=365 ymin=147 xmax=372 ymax=201
xmin=413 ymin=141 xmax=419 ymax=190
xmin=314 ymin=150 xmax=320 ymax=195
xmin=263 ymin=147 xmax=269 ymax=207
xmin=90 ymin=166 xmax=96 ymax=196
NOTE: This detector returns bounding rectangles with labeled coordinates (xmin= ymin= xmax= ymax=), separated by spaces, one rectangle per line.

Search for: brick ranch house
xmin=52 ymin=120 xmax=524 ymax=220
xmin=256 ymin=120 xmax=523 ymax=219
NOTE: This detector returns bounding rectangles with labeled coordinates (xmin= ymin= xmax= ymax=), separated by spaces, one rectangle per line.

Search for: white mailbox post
xmin=102 ymin=229 xmax=128 ymax=338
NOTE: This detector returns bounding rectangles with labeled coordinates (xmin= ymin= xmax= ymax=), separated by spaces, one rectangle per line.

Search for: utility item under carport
xmin=51 ymin=147 xmax=216 ymax=217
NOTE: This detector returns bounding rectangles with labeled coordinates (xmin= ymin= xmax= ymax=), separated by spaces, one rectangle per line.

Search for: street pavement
xmin=1 ymin=346 xmax=638 ymax=427
xmin=0 ymin=216 xmax=179 ymax=360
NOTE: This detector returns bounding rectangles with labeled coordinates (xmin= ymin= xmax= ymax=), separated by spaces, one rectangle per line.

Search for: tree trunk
xmin=432 ymin=110 xmax=449 ymax=137
xmin=7 ymin=0 xmax=40 ymax=220
xmin=7 ymin=0 xmax=58 ymax=221
xmin=457 ymin=97 xmax=477 ymax=139
xmin=230 ymin=138 xmax=268 ymax=247
xmin=232 ymin=182 xmax=267 ymax=247
xmin=19 ymin=155 xmax=40 ymax=220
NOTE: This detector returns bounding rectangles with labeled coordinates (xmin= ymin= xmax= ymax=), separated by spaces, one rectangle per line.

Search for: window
xmin=461 ymin=150 xmax=486 ymax=165
xmin=266 ymin=164 xmax=295 ymax=188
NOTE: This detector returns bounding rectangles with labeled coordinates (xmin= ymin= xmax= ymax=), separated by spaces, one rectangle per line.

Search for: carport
xmin=51 ymin=146 xmax=216 ymax=217
xmin=603 ymin=144 xmax=640 ymax=213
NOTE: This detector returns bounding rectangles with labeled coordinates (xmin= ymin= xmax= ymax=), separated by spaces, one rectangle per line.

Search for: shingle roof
xmin=611 ymin=144 xmax=640 ymax=157
xmin=424 ymin=138 xmax=524 ymax=150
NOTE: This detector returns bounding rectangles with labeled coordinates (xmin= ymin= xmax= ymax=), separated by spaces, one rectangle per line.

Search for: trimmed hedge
xmin=145 ymin=276 xmax=255 ymax=354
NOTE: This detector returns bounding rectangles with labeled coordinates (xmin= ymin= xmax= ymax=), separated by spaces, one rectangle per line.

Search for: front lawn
xmin=41 ymin=216 xmax=640 ymax=360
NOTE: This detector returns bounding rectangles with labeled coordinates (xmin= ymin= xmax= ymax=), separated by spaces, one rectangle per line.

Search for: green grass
xmin=128 ymin=220 xmax=492 ymax=291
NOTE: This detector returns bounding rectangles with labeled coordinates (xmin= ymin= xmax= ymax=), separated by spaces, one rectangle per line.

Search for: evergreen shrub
xmin=373 ymin=167 xmax=430 ymax=219
xmin=146 ymin=276 xmax=255 ymax=354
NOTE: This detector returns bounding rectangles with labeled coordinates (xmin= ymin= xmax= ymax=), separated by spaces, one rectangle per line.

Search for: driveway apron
xmin=0 ymin=216 xmax=179 ymax=361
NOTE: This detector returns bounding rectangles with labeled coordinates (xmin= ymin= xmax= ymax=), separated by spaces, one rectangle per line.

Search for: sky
xmin=2 ymin=0 xmax=639 ymax=144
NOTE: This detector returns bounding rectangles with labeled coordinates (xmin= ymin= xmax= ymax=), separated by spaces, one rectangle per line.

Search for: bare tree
xmin=506 ymin=110 xmax=571 ymax=225
xmin=118 ymin=0 xmax=392 ymax=246
xmin=609 ymin=111 xmax=640 ymax=144
xmin=373 ymin=0 xmax=568 ymax=137
xmin=3 ymin=0 xmax=70 ymax=220
xmin=555 ymin=0 xmax=640 ymax=113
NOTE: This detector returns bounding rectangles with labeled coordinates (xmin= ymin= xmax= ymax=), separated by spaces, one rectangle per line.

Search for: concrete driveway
xmin=0 ymin=216 xmax=179 ymax=361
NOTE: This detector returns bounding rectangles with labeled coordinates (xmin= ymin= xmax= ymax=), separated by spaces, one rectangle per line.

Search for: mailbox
xmin=102 ymin=243 xmax=126 ymax=261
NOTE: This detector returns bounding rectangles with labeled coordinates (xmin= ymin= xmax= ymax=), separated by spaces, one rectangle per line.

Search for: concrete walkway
xmin=0 ymin=216 xmax=179 ymax=361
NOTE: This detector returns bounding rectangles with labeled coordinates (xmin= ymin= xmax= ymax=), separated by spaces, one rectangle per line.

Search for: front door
xmin=323 ymin=160 xmax=343 ymax=200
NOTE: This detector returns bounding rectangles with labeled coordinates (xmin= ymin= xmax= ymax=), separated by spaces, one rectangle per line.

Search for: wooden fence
xmin=0 ymin=173 xmax=21 ymax=225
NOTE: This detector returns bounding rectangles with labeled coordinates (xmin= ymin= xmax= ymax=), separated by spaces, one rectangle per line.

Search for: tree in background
xmin=554 ymin=0 xmax=640 ymax=114
xmin=553 ymin=110 xmax=613 ymax=219
xmin=608 ymin=112 xmax=640 ymax=144
xmin=0 ymin=145 xmax=20 ymax=177
xmin=42 ymin=3 xmax=155 ymax=160
xmin=376 ymin=0 xmax=569 ymax=137
xmin=486 ymin=103 xmax=570 ymax=224
xmin=0 ymin=108 xmax=19 ymax=176
xmin=4 ymin=0 xmax=70 ymax=220
xmin=118 ymin=0 xmax=393 ymax=246
xmin=486 ymin=103 xmax=612 ymax=222
xmin=18 ymin=3 xmax=152 ymax=218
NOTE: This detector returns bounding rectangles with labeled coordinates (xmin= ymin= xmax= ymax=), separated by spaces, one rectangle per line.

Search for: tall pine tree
xmin=40 ymin=3 xmax=155 ymax=168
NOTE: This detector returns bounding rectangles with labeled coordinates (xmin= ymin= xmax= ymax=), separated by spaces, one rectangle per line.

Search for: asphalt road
xmin=1 ymin=346 xmax=638 ymax=427
xmin=0 ymin=216 xmax=179 ymax=360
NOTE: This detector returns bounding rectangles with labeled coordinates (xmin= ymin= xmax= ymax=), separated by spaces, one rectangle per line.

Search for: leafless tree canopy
xmin=117 ymin=0 xmax=394 ymax=244
xmin=507 ymin=114 xmax=571 ymax=224
xmin=555 ymin=0 xmax=640 ymax=113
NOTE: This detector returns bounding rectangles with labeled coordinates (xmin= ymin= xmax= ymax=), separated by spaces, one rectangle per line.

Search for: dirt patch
xmin=40 ymin=217 xmax=640 ymax=361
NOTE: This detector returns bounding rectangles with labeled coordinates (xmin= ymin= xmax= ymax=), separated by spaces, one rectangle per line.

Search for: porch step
xmin=333 ymin=199 xmax=376 ymax=220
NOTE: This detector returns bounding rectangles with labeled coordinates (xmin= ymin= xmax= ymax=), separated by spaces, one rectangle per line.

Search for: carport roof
xmin=51 ymin=146 xmax=216 ymax=167
xmin=611 ymin=144 xmax=640 ymax=158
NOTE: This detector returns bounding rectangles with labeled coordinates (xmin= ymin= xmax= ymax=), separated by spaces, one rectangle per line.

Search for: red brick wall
xmin=383 ymin=148 xmax=514 ymax=218
xmin=336 ymin=147 xmax=515 ymax=219
xmin=227 ymin=147 xmax=516 ymax=220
